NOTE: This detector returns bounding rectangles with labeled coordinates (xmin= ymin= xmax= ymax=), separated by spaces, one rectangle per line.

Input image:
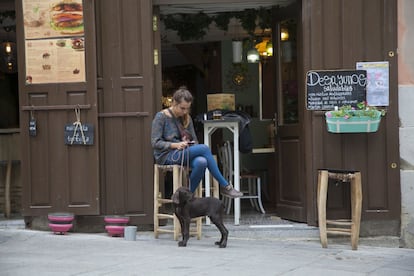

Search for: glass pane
xmin=280 ymin=18 xmax=298 ymax=124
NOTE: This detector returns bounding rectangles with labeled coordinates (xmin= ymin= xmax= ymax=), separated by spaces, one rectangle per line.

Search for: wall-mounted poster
xmin=23 ymin=0 xmax=85 ymax=84
xmin=25 ymin=38 xmax=85 ymax=84
xmin=356 ymin=61 xmax=389 ymax=106
xmin=23 ymin=0 xmax=83 ymax=39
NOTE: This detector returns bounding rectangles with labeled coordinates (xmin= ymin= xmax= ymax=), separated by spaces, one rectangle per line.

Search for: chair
xmin=317 ymin=169 xmax=362 ymax=250
xmin=218 ymin=141 xmax=265 ymax=215
xmin=153 ymin=164 xmax=202 ymax=240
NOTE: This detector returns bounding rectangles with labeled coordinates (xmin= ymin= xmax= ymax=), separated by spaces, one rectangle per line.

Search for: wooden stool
xmin=153 ymin=164 xmax=202 ymax=240
xmin=0 ymin=160 xmax=20 ymax=218
xmin=317 ymin=169 xmax=362 ymax=250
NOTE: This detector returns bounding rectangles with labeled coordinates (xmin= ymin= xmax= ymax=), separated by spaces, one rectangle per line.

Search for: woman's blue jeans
xmin=164 ymin=144 xmax=228 ymax=193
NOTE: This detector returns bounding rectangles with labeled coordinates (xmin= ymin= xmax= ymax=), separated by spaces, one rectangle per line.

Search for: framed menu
xmin=22 ymin=0 xmax=85 ymax=84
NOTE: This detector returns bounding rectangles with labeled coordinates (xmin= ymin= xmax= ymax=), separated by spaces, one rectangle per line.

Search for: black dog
xmin=172 ymin=186 xmax=228 ymax=248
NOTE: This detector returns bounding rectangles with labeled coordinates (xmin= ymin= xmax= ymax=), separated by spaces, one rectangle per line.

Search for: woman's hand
xmin=172 ymin=141 xmax=189 ymax=150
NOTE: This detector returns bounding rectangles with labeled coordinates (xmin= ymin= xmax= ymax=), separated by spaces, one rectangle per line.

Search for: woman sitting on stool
xmin=151 ymin=86 xmax=242 ymax=198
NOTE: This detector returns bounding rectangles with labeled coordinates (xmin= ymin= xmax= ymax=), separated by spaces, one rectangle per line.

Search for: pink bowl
xmin=105 ymin=225 xmax=125 ymax=237
xmin=49 ymin=223 xmax=73 ymax=234
xmin=48 ymin=213 xmax=75 ymax=223
xmin=104 ymin=216 xmax=129 ymax=224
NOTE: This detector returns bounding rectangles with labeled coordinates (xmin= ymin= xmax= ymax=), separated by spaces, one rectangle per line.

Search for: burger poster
xmin=23 ymin=0 xmax=83 ymax=39
xmin=23 ymin=0 xmax=85 ymax=84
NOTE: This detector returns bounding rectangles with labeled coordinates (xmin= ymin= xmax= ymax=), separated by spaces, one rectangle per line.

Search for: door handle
xmin=273 ymin=113 xmax=278 ymax=136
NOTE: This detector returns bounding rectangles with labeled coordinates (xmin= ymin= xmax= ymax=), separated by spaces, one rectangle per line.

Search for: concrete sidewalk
xmin=1 ymin=220 xmax=414 ymax=276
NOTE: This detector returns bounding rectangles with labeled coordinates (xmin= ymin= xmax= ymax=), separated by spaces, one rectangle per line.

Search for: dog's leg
xmin=175 ymin=214 xmax=186 ymax=246
xmin=210 ymin=216 xmax=228 ymax=248
xmin=178 ymin=218 xmax=191 ymax=247
xmin=216 ymin=222 xmax=228 ymax=248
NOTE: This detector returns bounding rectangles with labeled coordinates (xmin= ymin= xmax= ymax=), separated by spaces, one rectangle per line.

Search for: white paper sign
xmin=356 ymin=61 xmax=389 ymax=106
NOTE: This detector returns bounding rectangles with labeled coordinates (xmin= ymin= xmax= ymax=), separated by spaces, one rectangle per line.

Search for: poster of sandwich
xmin=23 ymin=0 xmax=83 ymax=39
xmin=23 ymin=0 xmax=85 ymax=84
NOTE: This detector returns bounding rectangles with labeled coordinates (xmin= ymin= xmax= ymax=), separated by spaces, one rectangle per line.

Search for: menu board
xmin=25 ymin=38 xmax=85 ymax=84
xmin=306 ymin=70 xmax=367 ymax=110
xmin=23 ymin=0 xmax=85 ymax=84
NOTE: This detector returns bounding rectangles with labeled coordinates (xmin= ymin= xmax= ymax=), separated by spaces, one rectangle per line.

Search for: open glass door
xmin=273 ymin=3 xmax=306 ymax=222
xmin=279 ymin=18 xmax=298 ymax=125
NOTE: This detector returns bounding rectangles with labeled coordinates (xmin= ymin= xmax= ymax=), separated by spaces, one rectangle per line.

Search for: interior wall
xmin=220 ymin=40 xmax=273 ymax=172
xmin=221 ymin=40 xmax=260 ymax=117
xmin=0 ymin=74 xmax=18 ymax=128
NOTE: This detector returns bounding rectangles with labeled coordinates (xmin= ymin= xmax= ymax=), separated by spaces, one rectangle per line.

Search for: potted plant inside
xmin=325 ymin=102 xmax=385 ymax=133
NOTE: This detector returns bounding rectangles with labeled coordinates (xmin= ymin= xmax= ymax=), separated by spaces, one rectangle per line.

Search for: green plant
xmin=326 ymin=102 xmax=385 ymax=119
xmin=161 ymin=8 xmax=273 ymax=41
xmin=0 ymin=10 xmax=16 ymax=32
xmin=234 ymin=9 xmax=258 ymax=36
xmin=162 ymin=13 xmax=212 ymax=41
xmin=213 ymin=12 xmax=234 ymax=31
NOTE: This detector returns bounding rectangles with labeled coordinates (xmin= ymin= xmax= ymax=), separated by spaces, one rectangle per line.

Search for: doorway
xmin=155 ymin=0 xmax=304 ymax=223
xmin=272 ymin=3 xmax=305 ymax=222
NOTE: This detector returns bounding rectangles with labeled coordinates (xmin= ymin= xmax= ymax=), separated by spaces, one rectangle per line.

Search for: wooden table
xmin=203 ymin=119 xmax=240 ymax=225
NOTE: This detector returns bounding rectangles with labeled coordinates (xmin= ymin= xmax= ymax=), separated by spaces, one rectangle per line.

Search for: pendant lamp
xmin=232 ymin=40 xmax=243 ymax=63
xmin=247 ymin=48 xmax=260 ymax=63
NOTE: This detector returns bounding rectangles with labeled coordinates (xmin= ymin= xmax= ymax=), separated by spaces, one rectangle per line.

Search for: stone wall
xmin=398 ymin=0 xmax=414 ymax=248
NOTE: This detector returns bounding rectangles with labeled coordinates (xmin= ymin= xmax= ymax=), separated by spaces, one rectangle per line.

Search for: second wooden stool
xmin=317 ymin=169 xmax=362 ymax=250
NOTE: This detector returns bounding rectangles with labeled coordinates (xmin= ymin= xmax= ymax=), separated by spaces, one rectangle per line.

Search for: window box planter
xmin=325 ymin=110 xmax=382 ymax=133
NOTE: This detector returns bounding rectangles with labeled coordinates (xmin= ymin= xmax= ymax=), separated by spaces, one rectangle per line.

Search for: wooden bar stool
xmin=153 ymin=164 xmax=202 ymax=240
xmin=317 ymin=169 xmax=362 ymax=250
xmin=0 ymin=160 xmax=20 ymax=218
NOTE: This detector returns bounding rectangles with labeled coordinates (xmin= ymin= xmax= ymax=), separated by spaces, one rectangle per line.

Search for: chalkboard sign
xmin=306 ymin=70 xmax=367 ymax=110
xmin=64 ymin=123 xmax=94 ymax=145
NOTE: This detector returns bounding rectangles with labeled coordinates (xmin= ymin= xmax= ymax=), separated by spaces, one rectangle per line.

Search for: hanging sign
xmin=306 ymin=70 xmax=367 ymax=110
xmin=64 ymin=108 xmax=93 ymax=145
xmin=356 ymin=61 xmax=389 ymax=106
xmin=64 ymin=123 xmax=94 ymax=145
